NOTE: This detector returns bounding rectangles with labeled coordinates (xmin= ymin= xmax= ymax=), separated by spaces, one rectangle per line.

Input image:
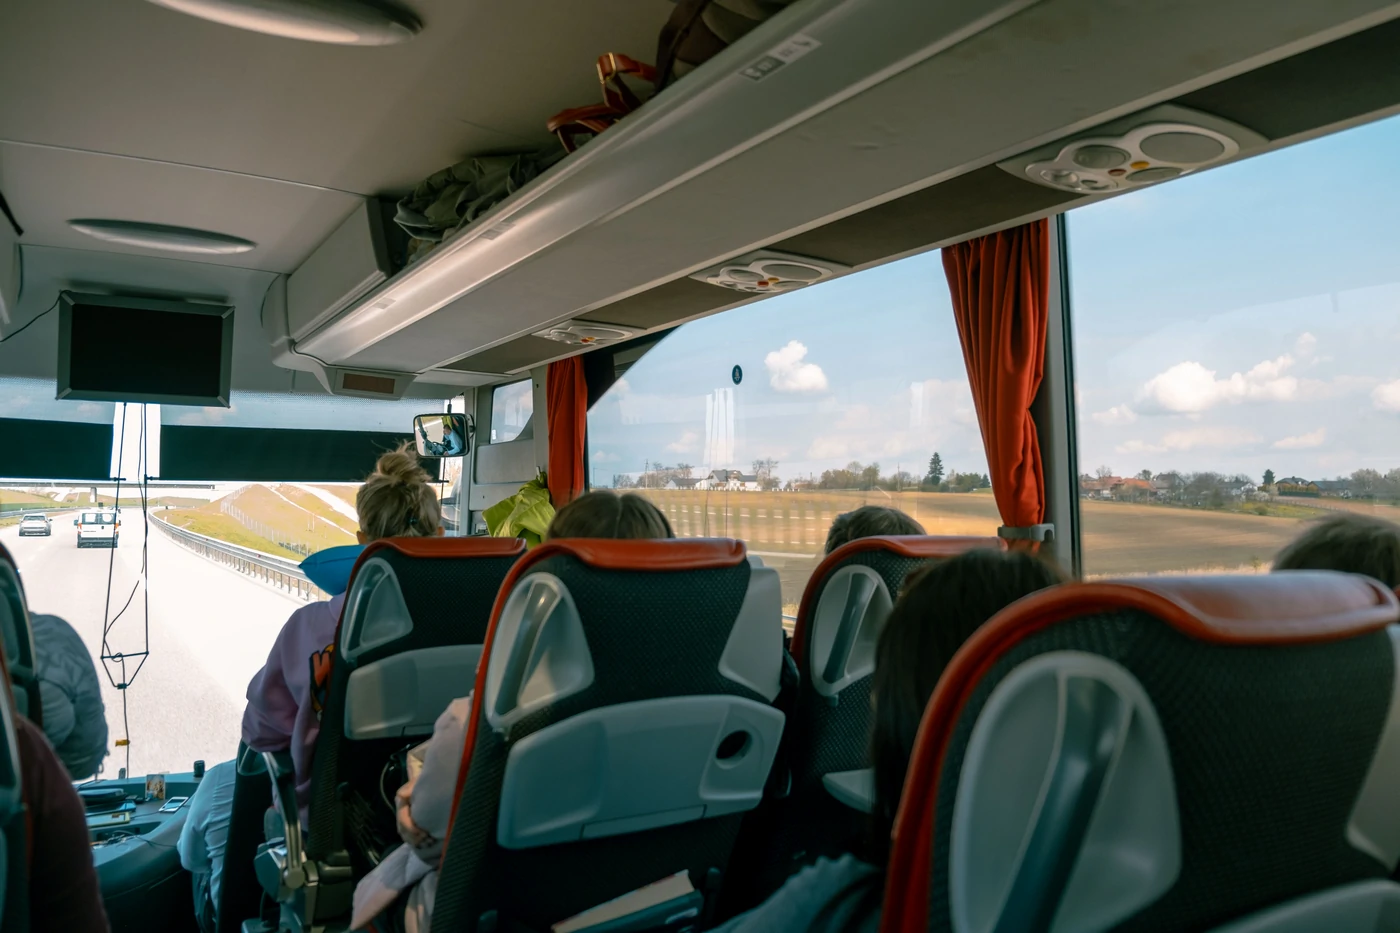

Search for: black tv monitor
xmin=57 ymin=292 xmax=234 ymax=407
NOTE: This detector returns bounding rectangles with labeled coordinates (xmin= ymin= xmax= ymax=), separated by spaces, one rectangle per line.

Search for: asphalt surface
xmin=2 ymin=511 xmax=302 ymax=779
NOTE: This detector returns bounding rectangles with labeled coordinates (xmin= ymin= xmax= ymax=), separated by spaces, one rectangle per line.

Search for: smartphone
xmin=158 ymin=796 xmax=189 ymax=813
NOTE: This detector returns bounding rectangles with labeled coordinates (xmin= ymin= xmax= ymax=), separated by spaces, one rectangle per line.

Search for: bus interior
xmin=2 ymin=0 xmax=1400 ymax=930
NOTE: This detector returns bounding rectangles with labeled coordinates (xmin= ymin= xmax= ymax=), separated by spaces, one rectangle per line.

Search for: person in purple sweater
xmin=241 ymin=444 xmax=445 ymax=826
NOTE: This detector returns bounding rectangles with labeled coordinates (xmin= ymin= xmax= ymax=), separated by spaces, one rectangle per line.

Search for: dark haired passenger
xmin=710 ymin=549 xmax=1063 ymax=933
xmin=1271 ymin=512 xmax=1400 ymax=587
xmin=351 ymin=490 xmax=674 ymax=933
xmin=824 ymin=506 xmax=925 ymax=555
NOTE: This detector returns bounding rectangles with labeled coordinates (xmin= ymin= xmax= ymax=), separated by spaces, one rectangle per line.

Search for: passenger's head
xmin=1271 ymin=512 xmax=1400 ymax=587
xmin=824 ymin=506 xmax=925 ymax=555
xmin=355 ymin=443 xmax=444 ymax=542
xmin=868 ymin=548 xmax=1064 ymax=859
xmin=545 ymin=490 xmax=675 ymax=541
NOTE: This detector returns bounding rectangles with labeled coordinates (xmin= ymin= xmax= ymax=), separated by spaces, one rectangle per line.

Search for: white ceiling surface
xmin=0 ymin=0 xmax=670 ymax=394
xmin=0 ymin=143 xmax=363 ymax=274
xmin=327 ymin=0 xmax=1400 ymax=376
xmin=0 ymin=246 xmax=297 ymax=390
xmin=0 ymin=0 xmax=670 ymax=194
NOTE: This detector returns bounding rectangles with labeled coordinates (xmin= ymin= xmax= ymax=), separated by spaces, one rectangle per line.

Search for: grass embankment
xmin=159 ymin=484 xmax=355 ymax=559
xmin=274 ymin=485 xmax=357 ymax=534
xmin=314 ymin=485 xmax=360 ymax=512
xmin=221 ymin=485 xmax=357 ymax=554
xmin=157 ymin=509 xmax=304 ymax=559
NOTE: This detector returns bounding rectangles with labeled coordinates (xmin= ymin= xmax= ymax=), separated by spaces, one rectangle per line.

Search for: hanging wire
xmin=98 ymin=403 xmax=154 ymax=778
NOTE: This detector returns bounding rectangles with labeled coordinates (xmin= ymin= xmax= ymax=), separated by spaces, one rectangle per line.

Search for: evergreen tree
xmin=926 ymin=452 xmax=945 ymax=485
xmin=1262 ymin=469 xmax=1276 ymax=486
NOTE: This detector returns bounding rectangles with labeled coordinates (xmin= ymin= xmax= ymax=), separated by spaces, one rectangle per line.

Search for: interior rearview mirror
xmin=413 ymin=412 xmax=472 ymax=459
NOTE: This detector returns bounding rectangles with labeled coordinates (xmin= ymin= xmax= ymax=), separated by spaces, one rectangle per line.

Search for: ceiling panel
xmin=0 ymin=0 xmax=671 ymax=195
xmin=0 ymin=143 xmax=365 ymax=273
xmin=0 ymin=244 xmax=293 ymax=391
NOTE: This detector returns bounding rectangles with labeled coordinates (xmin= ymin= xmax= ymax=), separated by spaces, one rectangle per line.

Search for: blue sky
xmin=593 ymin=111 xmax=1400 ymax=487
xmin=587 ymin=253 xmax=988 ymax=487
xmin=1070 ymin=112 xmax=1400 ymax=480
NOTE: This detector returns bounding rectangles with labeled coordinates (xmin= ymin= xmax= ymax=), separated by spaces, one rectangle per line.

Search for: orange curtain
xmin=942 ymin=219 xmax=1049 ymax=543
xmin=546 ymin=357 xmax=588 ymax=507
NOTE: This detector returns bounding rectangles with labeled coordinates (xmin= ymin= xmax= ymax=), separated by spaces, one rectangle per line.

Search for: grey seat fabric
xmin=883 ymin=572 xmax=1400 ymax=933
xmin=721 ymin=535 xmax=1002 ymax=917
xmin=249 ymin=537 xmax=525 ymax=933
xmin=430 ymin=538 xmax=786 ymax=933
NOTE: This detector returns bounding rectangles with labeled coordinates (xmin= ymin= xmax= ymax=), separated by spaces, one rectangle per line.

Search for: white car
xmin=18 ymin=514 xmax=51 ymax=537
xmin=74 ymin=511 xmax=120 ymax=548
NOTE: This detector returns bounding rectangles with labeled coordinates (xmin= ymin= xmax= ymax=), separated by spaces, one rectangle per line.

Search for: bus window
xmin=587 ymin=252 xmax=994 ymax=618
xmin=490 ymin=379 xmax=534 ymax=443
xmin=1068 ymin=112 xmax=1400 ymax=577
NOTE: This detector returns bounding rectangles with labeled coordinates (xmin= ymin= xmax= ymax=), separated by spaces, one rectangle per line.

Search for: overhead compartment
xmin=279 ymin=0 xmax=1400 ymax=385
xmin=286 ymin=0 xmax=1044 ymax=374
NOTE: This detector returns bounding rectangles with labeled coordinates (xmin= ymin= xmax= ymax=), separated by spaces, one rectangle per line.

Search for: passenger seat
xmin=0 ymin=550 xmax=28 ymax=930
xmin=724 ymin=535 xmax=1002 ymax=914
xmin=0 ymin=544 xmax=43 ymax=725
xmin=429 ymin=538 xmax=786 ymax=932
xmin=884 ymin=572 xmax=1400 ymax=932
xmin=252 ymin=536 xmax=526 ymax=932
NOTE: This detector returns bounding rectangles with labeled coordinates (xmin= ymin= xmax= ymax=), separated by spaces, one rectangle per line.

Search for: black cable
xmin=0 ymin=189 xmax=22 ymax=237
xmin=0 ymin=295 xmax=58 ymax=345
xmin=98 ymin=404 xmax=155 ymax=777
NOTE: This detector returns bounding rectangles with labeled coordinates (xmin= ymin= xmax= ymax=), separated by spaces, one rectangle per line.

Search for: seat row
xmin=195 ymin=535 xmax=1400 ymax=932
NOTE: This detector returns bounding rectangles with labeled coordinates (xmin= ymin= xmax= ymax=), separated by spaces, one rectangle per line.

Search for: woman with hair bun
xmin=242 ymin=443 xmax=444 ymax=817
xmin=187 ymin=444 xmax=445 ymax=930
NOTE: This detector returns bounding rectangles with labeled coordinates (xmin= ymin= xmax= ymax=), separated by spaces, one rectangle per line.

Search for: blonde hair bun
xmin=372 ymin=446 xmax=431 ymax=487
xmin=356 ymin=441 xmax=442 ymax=540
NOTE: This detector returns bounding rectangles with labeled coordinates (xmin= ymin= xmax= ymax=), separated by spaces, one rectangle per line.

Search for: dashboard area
xmin=83 ymin=766 xmax=222 ymax=933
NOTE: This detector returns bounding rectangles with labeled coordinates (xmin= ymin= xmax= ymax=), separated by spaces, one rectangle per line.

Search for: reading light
xmin=69 ymin=220 xmax=256 ymax=255
xmin=144 ymin=0 xmax=421 ymax=46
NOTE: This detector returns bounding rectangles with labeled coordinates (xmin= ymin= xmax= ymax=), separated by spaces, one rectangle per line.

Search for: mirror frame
xmin=413 ymin=412 xmax=473 ymax=459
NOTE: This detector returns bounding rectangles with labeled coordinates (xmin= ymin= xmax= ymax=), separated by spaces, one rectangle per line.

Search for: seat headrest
xmin=0 ymin=544 xmax=14 ymax=573
xmin=515 ymin=537 xmax=747 ymax=572
xmin=358 ymin=535 xmax=527 ymax=562
xmin=793 ymin=536 xmax=1005 ymax=667
xmin=884 ymin=572 xmax=1400 ymax=932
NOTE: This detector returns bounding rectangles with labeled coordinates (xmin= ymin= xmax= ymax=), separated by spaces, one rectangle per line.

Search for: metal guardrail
xmin=151 ymin=514 xmax=327 ymax=602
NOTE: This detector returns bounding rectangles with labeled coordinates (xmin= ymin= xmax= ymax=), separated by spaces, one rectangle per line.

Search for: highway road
xmin=1 ymin=510 xmax=303 ymax=779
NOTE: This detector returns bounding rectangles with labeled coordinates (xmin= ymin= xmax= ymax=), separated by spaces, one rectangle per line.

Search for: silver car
xmin=18 ymin=514 xmax=51 ymax=537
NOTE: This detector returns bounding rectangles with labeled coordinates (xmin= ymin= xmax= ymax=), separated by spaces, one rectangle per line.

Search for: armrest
xmin=259 ymin=750 xmax=306 ymax=891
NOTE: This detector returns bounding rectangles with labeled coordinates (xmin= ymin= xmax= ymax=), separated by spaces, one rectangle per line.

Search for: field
xmin=627 ymin=488 xmax=1365 ymax=603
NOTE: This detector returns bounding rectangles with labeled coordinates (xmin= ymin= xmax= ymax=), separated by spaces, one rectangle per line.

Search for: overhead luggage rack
xmin=284 ymin=0 xmax=1043 ymax=376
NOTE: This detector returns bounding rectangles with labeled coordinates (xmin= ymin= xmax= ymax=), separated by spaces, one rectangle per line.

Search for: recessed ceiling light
xmin=144 ymin=0 xmax=421 ymax=46
xmin=69 ymin=220 xmax=257 ymax=255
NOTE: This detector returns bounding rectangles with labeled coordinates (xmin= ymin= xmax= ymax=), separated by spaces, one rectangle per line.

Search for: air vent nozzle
xmin=999 ymin=105 xmax=1266 ymax=196
xmin=691 ymin=250 xmax=849 ymax=294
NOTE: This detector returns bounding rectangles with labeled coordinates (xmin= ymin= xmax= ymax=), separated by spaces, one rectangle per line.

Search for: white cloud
xmin=591 ymin=449 xmax=619 ymax=463
xmin=764 ymin=340 xmax=829 ymax=394
xmin=1373 ymin=379 xmax=1400 ymax=412
xmin=1139 ymin=354 xmax=1298 ymax=413
xmin=1116 ymin=426 xmax=1259 ymax=455
xmin=1091 ymin=405 xmax=1137 ymax=426
xmin=1273 ymin=428 xmax=1326 ymax=450
xmin=665 ymin=430 xmax=699 ymax=453
xmin=1160 ymin=426 xmax=1260 ymax=450
xmin=1295 ymin=332 xmax=1317 ymax=357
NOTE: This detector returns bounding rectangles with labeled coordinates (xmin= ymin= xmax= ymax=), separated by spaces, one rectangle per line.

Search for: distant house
xmin=1151 ymin=473 xmax=1184 ymax=499
xmin=1314 ymin=479 xmax=1351 ymax=497
xmin=1080 ymin=475 xmax=1120 ymax=499
xmin=1276 ymin=477 xmax=1321 ymax=497
xmin=1111 ymin=478 xmax=1153 ymax=499
xmin=664 ymin=477 xmax=701 ymax=490
xmin=695 ymin=469 xmax=761 ymax=492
